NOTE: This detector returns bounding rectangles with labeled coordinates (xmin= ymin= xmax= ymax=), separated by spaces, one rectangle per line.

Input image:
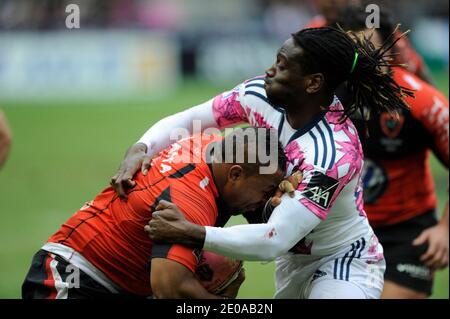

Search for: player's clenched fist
xmin=146 ymin=200 xmax=206 ymax=248
xmin=270 ymin=170 xmax=303 ymax=206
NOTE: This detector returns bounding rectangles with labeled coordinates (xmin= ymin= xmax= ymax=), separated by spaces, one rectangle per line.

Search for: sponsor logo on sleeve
xmin=302 ymin=172 xmax=339 ymax=209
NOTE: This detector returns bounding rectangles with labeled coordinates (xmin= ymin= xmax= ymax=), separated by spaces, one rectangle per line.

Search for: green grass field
xmin=0 ymin=74 xmax=448 ymax=299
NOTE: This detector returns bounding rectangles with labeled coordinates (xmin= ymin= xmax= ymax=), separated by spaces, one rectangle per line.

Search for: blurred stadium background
xmin=0 ymin=0 xmax=448 ymax=299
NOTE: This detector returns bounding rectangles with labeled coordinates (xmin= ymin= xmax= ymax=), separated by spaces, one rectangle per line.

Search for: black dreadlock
xmin=291 ymin=26 xmax=415 ymax=124
xmin=330 ymin=4 xmax=397 ymax=45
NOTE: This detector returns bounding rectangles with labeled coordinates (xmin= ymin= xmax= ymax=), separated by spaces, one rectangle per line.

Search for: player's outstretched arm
xmin=151 ymin=257 xmax=219 ymax=298
xmin=150 ymin=258 xmax=244 ymax=299
xmin=137 ymin=99 xmax=218 ymax=157
xmin=201 ymin=195 xmax=321 ymax=261
xmin=110 ymin=99 xmax=219 ymax=199
xmin=147 ymin=197 xmax=321 ymax=261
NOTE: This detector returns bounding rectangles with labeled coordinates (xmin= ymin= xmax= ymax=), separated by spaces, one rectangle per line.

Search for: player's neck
xmin=284 ymin=95 xmax=332 ymax=129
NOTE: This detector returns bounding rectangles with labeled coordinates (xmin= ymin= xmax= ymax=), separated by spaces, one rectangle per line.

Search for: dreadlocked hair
xmin=330 ymin=4 xmax=397 ymax=45
xmin=291 ymin=27 xmax=415 ymax=125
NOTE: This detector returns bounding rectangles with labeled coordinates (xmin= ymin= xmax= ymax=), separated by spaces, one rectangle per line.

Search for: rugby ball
xmin=195 ymin=251 xmax=243 ymax=294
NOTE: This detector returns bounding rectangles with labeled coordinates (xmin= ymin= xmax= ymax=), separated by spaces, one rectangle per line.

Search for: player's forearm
xmin=203 ymin=195 xmax=321 ymax=261
xmin=177 ymin=278 xmax=223 ymax=299
xmin=151 ymin=258 xmax=222 ymax=299
xmin=172 ymin=222 xmax=207 ymax=249
xmin=125 ymin=142 xmax=147 ymax=157
xmin=137 ymin=99 xmax=217 ymax=156
xmin=204 ymin=223 xmax=289 ymax=261
xmin=439 ymin=201 xmax=449 ymax=227
xmin=153 ymin=278 xmax=221 ymax=299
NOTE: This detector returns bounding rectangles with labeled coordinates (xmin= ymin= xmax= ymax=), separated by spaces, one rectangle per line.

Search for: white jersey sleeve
xmin=136 ymin=99 xmax=218 ymax=156
xmin=204 ymin=193 xmax=321 ymax=261
xmin=212 ymin=76 xmax=285 ymax=130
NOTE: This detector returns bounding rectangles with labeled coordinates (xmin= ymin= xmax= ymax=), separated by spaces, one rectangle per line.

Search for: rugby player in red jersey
xmin=334 ymin=7 xmax=449 ymax=298
xmin=22 ymin=128 xmax=286 ymax=299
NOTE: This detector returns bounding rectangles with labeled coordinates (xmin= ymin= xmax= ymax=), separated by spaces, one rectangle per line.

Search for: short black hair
xmin=216 ymin=127 xmax=287 ymax=176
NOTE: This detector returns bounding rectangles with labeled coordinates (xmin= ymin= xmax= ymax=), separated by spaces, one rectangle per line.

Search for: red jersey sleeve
xmin=394 ymin=36 xmax=426 ymax=77
xmin=304 ymin=16 xmax=327 ymax=29
xmin=399 ymin=69 xmax=449 ymax=167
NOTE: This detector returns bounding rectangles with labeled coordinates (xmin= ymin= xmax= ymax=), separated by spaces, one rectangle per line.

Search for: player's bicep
xmin=412 ymin=91 xmax=449 ymax=167
xmin=212 ymin=83 xmax=249 ymax=128
xmin=150 ymin=244 xmax=212 ymax=298
xmin=150 ymin=257 xmax=194 ymax=298
xmin=151 ymin=243 xmax=200 ymax=274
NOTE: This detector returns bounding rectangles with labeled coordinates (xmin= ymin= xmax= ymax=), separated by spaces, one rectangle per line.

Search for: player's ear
xmin=305 ymin=73 xmax=324 ymax=94
xmin=228 ymin=165 xmax=244 ymax=182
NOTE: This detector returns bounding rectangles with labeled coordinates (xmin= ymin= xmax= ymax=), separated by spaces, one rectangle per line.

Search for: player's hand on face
xmin=110 ymin=143 xmax=155 ymax=200
xmin=145 ymin=200 xmax=190 ymax=243
xmin=413 ymin=223 xmax=449 ymax=270
xmin=270 ymin=171 xmax=303 ymax=207
xmin=219 ymin=268 xmax=246 ymax=299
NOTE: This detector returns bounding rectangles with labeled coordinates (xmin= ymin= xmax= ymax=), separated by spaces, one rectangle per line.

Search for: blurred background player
xmin=306 ymin=0 xmax=434 ymax=83
xmin=332 ymin=5 xmax=449 ymax=299
xmin=22 ymin=128 xmax=286 ymax=298
xmin=0 ymin=109 xmax=12 ymax=170
xmin=307 ymin=0 xmax=361 ymax=27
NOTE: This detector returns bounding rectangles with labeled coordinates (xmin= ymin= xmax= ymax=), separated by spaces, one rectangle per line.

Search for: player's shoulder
xmin=234 ymin=76 xmax=285 ymax=117
xmin=169 ymin=164 xmax=219 ymax=226
xmin=304 ymin=117 xmax=339 ymax=172
xmin=218 ymin=75 xmax=271 ymax=109
xmin=289 ymin=115 xmax=362 ymax=181
xmin=154 ymin=134 xmax=220 ymax=183
xmin=165 ymin=149 xmax=219 ymax=225
xmin=242 ymin=76 xmax=271 ymax=105
xmin=394 ymin=67 xmax=448 ymax=109
xmin=227 ymin=76 xmax=265 ymax=94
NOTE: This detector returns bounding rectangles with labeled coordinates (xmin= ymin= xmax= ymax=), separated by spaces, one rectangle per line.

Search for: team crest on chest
xmin=380 ymin=112 xmax=405 ymax=139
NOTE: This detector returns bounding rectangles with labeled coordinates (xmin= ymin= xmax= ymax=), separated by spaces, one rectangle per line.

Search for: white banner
xmin=197 ymin=36 xmax=280 ymax=82
xmin=0 ymin=31 xmax=180 ymax=100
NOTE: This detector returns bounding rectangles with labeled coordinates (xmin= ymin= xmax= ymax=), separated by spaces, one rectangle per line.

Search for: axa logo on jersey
xmin=302 ymin=172 xmax=339 ymax=209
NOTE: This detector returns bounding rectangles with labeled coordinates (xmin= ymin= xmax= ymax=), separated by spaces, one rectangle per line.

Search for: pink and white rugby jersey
xmin=212 ymin=76 xmax=375 ymax=256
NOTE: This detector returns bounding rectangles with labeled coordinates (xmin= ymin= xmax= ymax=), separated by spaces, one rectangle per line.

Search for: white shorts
xmin=274 ymin=235 xmax=386 ymax=299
